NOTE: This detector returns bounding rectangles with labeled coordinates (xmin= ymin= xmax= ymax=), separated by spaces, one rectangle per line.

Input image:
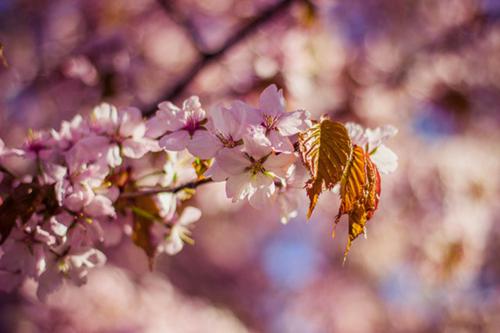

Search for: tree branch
xmin=143 ymin=0 xmax=296 ymax=116
xmin=121 ymin=177 xmax=213 ymax=198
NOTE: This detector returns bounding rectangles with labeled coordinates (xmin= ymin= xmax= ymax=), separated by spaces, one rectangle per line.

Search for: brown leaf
xmin=338 ymin=152 xmax=382 ymax=261
xmin=130 ymin=196 xmax=159 ymax=269
xmin=0 ymin=42 xmax=8 ymax=68
xmin=337 ymin=145 xmax=366 ymax=220
xmin=299 ymin=119 xmax=352 ymax=218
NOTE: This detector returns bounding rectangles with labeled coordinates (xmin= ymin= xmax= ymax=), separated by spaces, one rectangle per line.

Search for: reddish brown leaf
xmin=298 ymin=119 xmax=352 ymax=218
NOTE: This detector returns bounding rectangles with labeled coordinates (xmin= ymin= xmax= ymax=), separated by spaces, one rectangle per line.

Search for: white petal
xmin=178 ymin=206 xmax=202 ymax=226
xmin=263 ymin=152 xmax=295 ymax=178
xmin=226 ymin=173 xmax=254 ymax=201
xmin=371 ymin=144 xmax=398 ymax=174
xmin=248 ymin=174 xmax=276 ymax=208
xmin=276 ymin=110 xmax=309 ymax=136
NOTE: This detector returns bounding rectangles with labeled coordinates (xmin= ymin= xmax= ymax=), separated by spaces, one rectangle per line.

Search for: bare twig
xmin=121 ymin=177 xmax=212 ymax=198
xmin=143 ymin=0 xmax=296 ymax=116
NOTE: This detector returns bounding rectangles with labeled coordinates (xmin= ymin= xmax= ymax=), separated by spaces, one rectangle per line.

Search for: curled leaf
xmin=298 ymin=119 xmax=352 ymax=218
xmin=338 ymin=151 xmax=382 ymax=261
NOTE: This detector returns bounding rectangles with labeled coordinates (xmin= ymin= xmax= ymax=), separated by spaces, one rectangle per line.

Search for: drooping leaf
xmin=130 ymin=195 xmax=159 ymax=269
xmin=338 ymin=152 xmax=382 ymax=261
xmin=337 ymin=145 xmax=366 ymax=220
xmin=298 ymin=119 xmax=352 ymax=218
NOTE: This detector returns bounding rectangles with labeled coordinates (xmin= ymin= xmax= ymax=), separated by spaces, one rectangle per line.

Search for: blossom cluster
xmin=0 ymin=84 xmax=397 ymax=302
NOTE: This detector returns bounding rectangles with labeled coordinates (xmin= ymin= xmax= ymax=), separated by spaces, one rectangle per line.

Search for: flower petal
xmin=216 ymin=148 xmax=249 ymax=175
xmin=159 ymin=130 xmax=190 ymax=151
xmin=268 ymin=130 xmax=294 ymax=153
xmin=259 ymin=84 xmax=285 ymax=117
xmin=187 ymin=130 xmax=221 ymax=159
xmin=226 ymin=173 xmax=254 ymax=201
xmin=276 ymin=110 xmax=309 ymax=136
xmin=371 ymin=144 xmax=398 ymax=174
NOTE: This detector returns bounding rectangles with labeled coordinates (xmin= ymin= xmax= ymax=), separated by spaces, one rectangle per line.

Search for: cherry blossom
xmin=208 ymin=126 xmax=295 ymax=208
xmin=0 ymin=84 xmax=397 ymax=303
xmin=256 ymin=84 xmax=310 ymax=153
xmin=147 ymin=96 xmax=211 ymax=156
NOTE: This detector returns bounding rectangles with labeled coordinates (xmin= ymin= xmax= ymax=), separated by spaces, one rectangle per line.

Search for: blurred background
xmin=1 ymin=0 xmax=500 ymax=332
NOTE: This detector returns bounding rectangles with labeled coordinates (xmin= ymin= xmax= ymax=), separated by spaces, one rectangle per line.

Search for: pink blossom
xmin=256 ymin=85 xmax=310 ymax=153
xmin=90 ymin=103 xmax=159 ymax=166
xmin=148 ymin=96 xmax=210 ymax=156
xmin=189 ymin=102 xmax=260 ymax=159
xmin=207 ymin=127 xmax=295 ymax=208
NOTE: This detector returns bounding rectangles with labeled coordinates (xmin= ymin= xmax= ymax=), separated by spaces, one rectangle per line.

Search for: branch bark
xmin=120 ymin=177 xmax=213 ymax=198
xmin=143 ymin=0 xmax=296 ymax=116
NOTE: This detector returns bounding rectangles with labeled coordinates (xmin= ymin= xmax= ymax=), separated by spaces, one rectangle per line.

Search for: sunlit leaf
xmin=192 ymin=158 xmax=212 ymax=180
xmin=298 ymin=119 xmax=352 ymax=218
xmin=337 ymin=152 xmax=382 ymax=261
xmin=337 ymin=145 xmax=366 ymax=218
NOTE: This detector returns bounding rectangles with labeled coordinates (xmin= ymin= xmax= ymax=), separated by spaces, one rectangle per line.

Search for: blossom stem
xmin=121 ymin=177 xmax=213 ymax=198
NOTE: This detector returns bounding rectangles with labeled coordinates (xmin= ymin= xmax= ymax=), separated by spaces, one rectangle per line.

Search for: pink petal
xmin=187 ymin=130 xmax=221 ymax=159
xmin=268 ymin=130 xmax=294 ymax=153
xmin=122 ymin=138 xmax=150 ymax=159
xmin=259 ymin=84 xmax=285 ymax=117
xmin=243 ymin=126 xmax=272 ymax=158
xmin=216 ymin=148 xmax=249 ymax=175
xmin=119 ymin=107 xmax=145 ymax=138
xmin=205 ymin=160 xmax=230 ymax=182
xmin=159 ymin=130 xmax=190 ymax=151
xmin=276 ymin=110 xmax=309 ymax=136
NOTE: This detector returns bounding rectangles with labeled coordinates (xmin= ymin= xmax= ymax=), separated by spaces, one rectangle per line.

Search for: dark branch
xmin=143 ymin=0 xmax=296 ymax=116
xmin=121 ymin=177 xmax=213 ymax=198
xmin=156 ymin=0 xmax=206 ymax=52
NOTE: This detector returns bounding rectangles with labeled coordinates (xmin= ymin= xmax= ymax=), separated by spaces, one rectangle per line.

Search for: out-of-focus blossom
xmin=155 ymin=206 xmax=202 ymax=255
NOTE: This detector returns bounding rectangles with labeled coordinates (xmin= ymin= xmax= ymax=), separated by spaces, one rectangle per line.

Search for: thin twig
xmin=121 ymin=177 xmax=212 ymax=198
xmin=0 ymin=163 xmax=17 ymax=179
xmin=143 ymin=0 xmax=296 ymax=116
